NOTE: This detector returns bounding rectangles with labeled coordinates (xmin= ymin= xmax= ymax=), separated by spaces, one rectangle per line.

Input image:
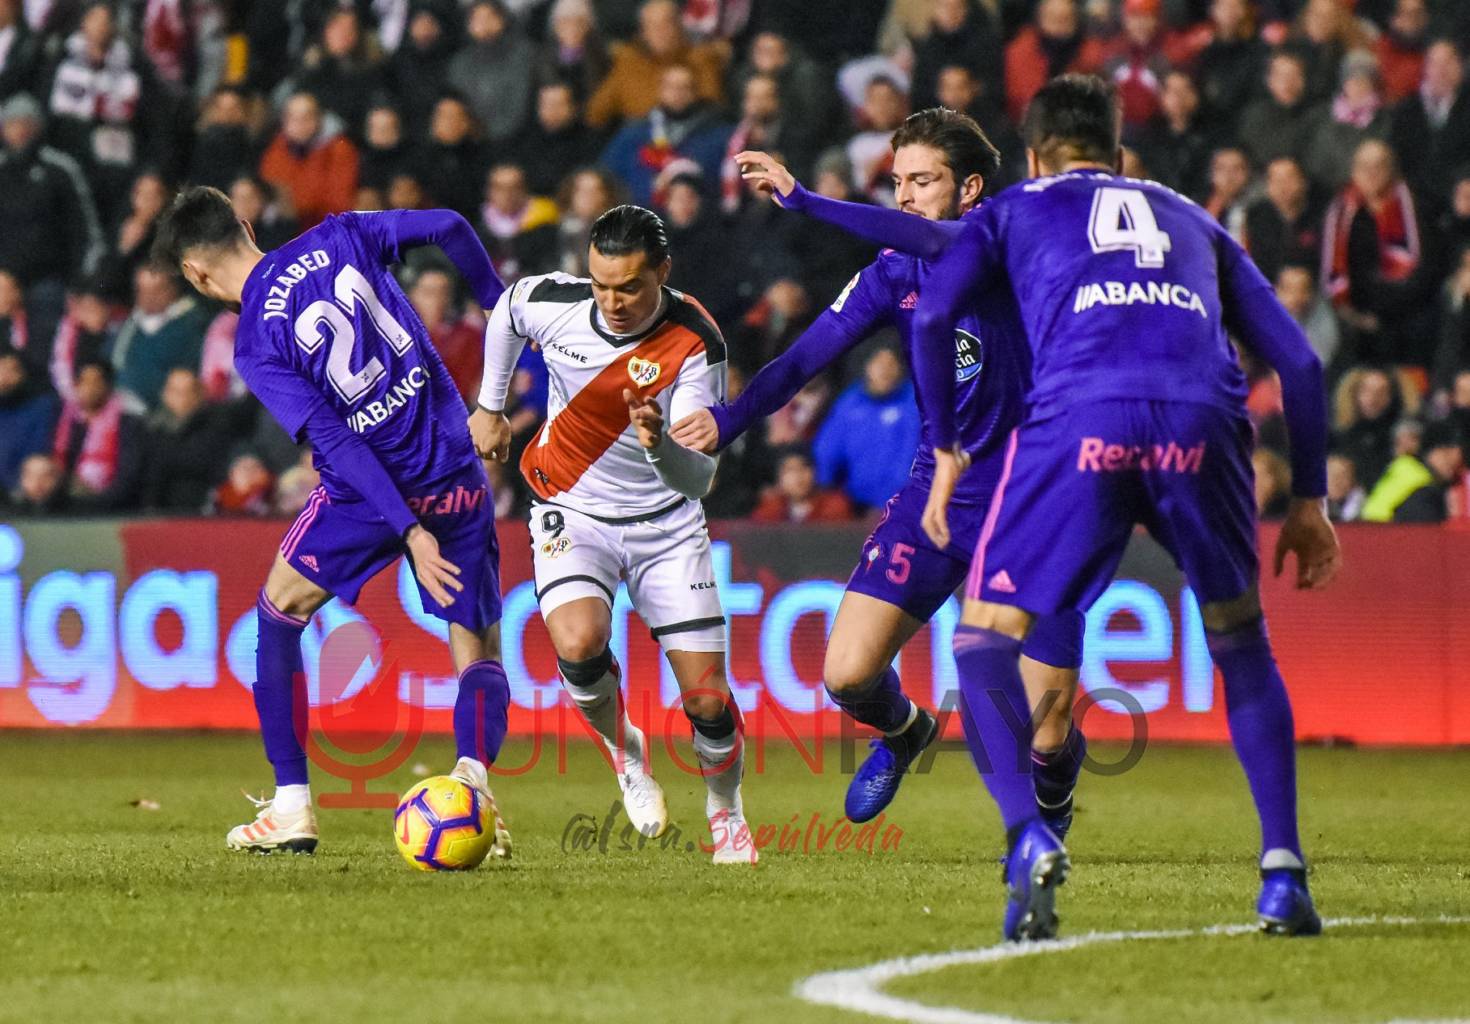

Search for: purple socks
xmin=454 ymin=659 xmax=511 ymax=765
xmin=826 ymin=666 xmax=913 ymax=733
xmin=953 ymin=624 xmax=1037 ymax=833
xmin=1207 ymin=618 xmax=1303 ymax=859
xmin=254 ymin=592 xmax=310 ymax=787
xmin=1032 ymin=724 xmax=1087 ymax=811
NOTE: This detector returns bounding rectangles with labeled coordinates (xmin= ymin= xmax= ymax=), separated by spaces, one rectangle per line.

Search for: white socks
xmin=694 ymin=728 xmax=744 ymax=816
xmin=563 ymin=665 xmax=644 ymax=771
xmin=273 ymin=784 xmax=311 ymax=814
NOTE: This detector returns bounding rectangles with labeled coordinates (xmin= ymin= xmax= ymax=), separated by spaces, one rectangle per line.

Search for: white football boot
xmin=616 ymin=724 xmax=670 ymax=838
xmin=450 ymin=757 xmax=513 ymax=860
xmin=226 ymin=792 xmax=318 ymax=854
xmin=707 ymin=803 xmax=758 ymax=866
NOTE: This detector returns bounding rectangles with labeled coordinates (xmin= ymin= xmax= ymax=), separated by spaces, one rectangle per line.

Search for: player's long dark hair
xmin=1023 ymin=74 xmax=1120 ymax=170
xmin=588 ymin=205 xmax=671 ymax=265
xmin=890 ymin=108 xmax=1001 ymax=183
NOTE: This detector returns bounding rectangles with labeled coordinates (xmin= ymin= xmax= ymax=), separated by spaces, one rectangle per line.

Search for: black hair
xmin=153 ymin=186 xmax=249 ymax=268
xmin=891 ymin=107 xmax=1001 ymax=183
xmin=74 ymin=357 xmax=114 ymax=385
xmin=1022 ymin=73 xmax=1120 ymax=170
xmin=589 ymin=205 xmax=670 ymax=265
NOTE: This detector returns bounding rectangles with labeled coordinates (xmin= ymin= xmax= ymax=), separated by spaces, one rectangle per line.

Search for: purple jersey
xmin=914 ymin=171 xmax=1327 ymax=496
xmin=236 ymin=211 xmax=501 ymax=517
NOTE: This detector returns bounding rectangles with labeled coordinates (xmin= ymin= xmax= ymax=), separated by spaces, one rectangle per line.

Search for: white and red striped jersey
xmin=479 ymin=272 xmax=727 ymax=519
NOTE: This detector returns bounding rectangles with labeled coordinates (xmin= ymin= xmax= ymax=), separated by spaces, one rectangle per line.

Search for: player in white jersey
xmin=469 ymin=206 xmax=755 ymax=864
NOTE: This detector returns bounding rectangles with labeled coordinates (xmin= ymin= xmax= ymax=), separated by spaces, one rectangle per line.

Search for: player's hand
xmin=624 ymin=388 xmax=664 ymax=449
xmin=734 ymin=150 xmax=796 ymax=206
xmin=670 ymin=408 xmax=720 ymax=454
xmin=1273 ymin=497 xmax=1341 ymax=590
xmin=468 ymin=407 xmax=512 ymax=462
xmin=405 ymin=525 xmax=464 ymax=608
xmin=921 ymin=445 xmax=971 ymax=550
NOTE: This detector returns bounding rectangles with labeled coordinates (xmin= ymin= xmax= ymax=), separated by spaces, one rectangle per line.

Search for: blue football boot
xmin=1002 ymin=819 xmax=1070 ymax=942
xmin=1257 ymin=868 xmax=1322 ymax=936
xmin=844 ymin=708 xmax=938 ymax=823
xmin=1036 ymin=793 xmax=1074 ymax=843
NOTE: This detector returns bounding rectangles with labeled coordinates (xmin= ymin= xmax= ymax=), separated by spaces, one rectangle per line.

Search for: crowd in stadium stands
xmin=1 ymin=0 xmax=1470 ymax=525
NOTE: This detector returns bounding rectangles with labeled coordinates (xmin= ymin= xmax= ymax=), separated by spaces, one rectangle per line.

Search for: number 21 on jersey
xmin=293 ymin=264 xmax=413 ymax=404
xmin=1087 ymin=187 xmax=1171 ymax=268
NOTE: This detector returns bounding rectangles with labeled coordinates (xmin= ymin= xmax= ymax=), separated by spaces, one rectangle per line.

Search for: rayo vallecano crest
xmin=628 ymin=356 xmax=661 ymax=387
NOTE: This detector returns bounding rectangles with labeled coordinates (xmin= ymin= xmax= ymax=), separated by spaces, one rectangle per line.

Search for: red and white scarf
xmin=54 ymin=393 xmax=124 ymax=493
xmin=1322 ymin=181 xmax=1421 ymax=305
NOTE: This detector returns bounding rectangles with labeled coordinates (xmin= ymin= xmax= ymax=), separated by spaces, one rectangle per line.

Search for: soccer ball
xmin=393 ymin=776 xmax=492 ymax=871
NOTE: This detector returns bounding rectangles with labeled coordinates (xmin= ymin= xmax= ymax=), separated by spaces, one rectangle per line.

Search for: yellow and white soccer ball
xmin=393 ymin=775 xmax=493 ymax=871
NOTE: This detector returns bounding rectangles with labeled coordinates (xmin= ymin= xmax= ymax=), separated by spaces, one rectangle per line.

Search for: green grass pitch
xmin=1 ymin=732 xmax=1466 ymax=1023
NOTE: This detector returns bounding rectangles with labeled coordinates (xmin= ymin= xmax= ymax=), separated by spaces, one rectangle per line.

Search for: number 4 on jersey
xmin=1088 ymin=187 xmax=1171 ymax=268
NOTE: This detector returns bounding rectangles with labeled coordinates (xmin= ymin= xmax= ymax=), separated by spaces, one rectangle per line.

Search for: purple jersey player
xmin=153 ymin=188 xmax=515 ymax=856
xmin=912 ymin=76 xmax=1342 ymax=941
xmin=672 ymin=118 xmax=1088 ymax=836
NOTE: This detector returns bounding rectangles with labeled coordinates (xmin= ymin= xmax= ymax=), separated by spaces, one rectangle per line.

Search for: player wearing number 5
xmin=154 ymin=188 xmax=514 ymax=856
xmin=469 ymin=206 xmax=756 ymax=864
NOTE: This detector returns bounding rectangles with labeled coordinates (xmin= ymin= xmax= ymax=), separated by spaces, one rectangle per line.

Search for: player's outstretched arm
xmin=735 ymin=149 xmax=964 ymax=261
xmin=670 ymin=265 xmax=892 ymax=454
xmin=362 ymin=209 xmax=506 ymax=311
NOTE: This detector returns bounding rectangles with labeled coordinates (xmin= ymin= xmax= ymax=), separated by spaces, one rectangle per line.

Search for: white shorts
xmin=529 ymin=499 xmax=726 ymax=652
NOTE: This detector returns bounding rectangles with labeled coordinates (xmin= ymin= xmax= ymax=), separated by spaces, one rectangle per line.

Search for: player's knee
xmin=1032 ymin=691 xmax=1075 ymax=751
xmin=822 ymin=647 xmax=883 ymax=696
xmin=550 ymin=621 xmax=612 ymax=663
xmin=1200 ymin=588 xmax=1262 ymax=634
xmin=680 ymin=689 xmax=728 ymax=722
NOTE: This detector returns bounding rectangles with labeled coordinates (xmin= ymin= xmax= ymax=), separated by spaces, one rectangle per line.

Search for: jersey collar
xmin=588 ymin=288 xmax=672 ymax=346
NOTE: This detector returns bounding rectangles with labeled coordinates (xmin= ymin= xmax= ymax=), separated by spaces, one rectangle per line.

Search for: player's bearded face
xmin=588 ymin=249 xmax=669 ymax=334
xmin=892 ymin=145 xmax=963 ymax=221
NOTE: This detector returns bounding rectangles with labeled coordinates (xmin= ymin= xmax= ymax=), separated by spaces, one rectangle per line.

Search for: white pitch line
xmin=793 ymin=915 xmax=1470 ymax=1024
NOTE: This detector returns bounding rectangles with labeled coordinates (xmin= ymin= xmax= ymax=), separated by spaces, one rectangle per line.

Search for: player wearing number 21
xmin=153 ymin=188 xmax=514 ymax=856
xmin=468 ymin=205 xmax=756 ymax=864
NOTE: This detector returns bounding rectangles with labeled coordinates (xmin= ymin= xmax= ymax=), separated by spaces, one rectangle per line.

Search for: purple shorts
xmin=281 ymin=462 xmax=502 ymax=631
xmin=850 ymin=479 xmax=1084 ymax=669
xmin=969 ymin=399 xmax=1258 ymax=615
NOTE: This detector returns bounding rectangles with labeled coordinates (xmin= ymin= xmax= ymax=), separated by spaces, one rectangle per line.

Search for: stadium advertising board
xmin=1 ymin=519 xmax=1467 ymax=745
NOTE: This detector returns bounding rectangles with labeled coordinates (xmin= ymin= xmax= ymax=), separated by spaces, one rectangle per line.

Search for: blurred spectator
xmin=1102 ymin=0 xmax=1176 ymax=137
xmin=200 ymin=309 xmax=243 ymax=402
xmin=476 ymin=162 xmax=560 ymax=281
xmin=0 ymin=0 xmax=43 ymax=100
xmin=1252 ymin=447 xmax=1292 ymax=518
xmin=273 ymin=458 xmax=320 ymax=516
xmin=1376 ymin=0 xmax=1429 ymax=103
xmin=1389 ymin=39 xmax=1470 ymax=215
xmin=0 ymin=343 xmax=57 ymax=492
xmin=359 ymin=104 xmax=416 ymax=196
xmin=553 ymin=166 xmax=619 ymax=276
xmin=661 ymin=171 xmax=735 ymax=318
xmin=753 ymin=446 xmax=854 ymax=523
xmin=1204 ymin=145 xmax=1252 ymax=238
xmin=536 ymin=0 xmax=609 ymax=102
xmin=1004 ymin=0 xmax=1105 ymax=124
xmin=1195 ymin=0 xmax=1268 ymax=125
xmin=96 ymin=169 xmax=172 ymax=302
xmin=287 ymin=8 xmax=388 ymax=139
xmin=600 ymin=63 xmax=730 ymax=208
xmin=229 ymin=174 xmax=298 ymax=252
xmin=1303 ymin=51 xmax=1391 ymax=192
xmin=1238 ymin=49 xmax=1321 ymax=169
xmin=186 ymin=85 xmax=257 ymax=191
xmin=9 ymin=452 xmax=64 ymax=514
xmin=814 ymin=347 xmax=920 ymax=511
xmin=1390 ymin=420 xmax=1468 ymax=521
xmin=1437 ymin=171 xmax=1470 ymax=263
xmin=143 ymin=366 xmax=236 ymax=511
xmin=1134 ymin=69 xmax=1213 ymax=200
xmin=1290 ymin=0 xmax=1375 ymax=104
xmin=703 ymin=363 xmax=771 ymax=518
xmin=730 ymin=32 xmax=834 ymax=180
xmin=1245 ymin=157 xmax=1323 ymax=284
xmin=846 ymin=76 xmax=908 ymax=204
xmin=0 ymin=269 xmax=23 ymax=353
xmin=416 ymin=94 xmax=487 ymax=217
xmin=410 ymin=265 xmax=483 ymax=403
xmin=447 ymin=0 xmax=535 ymax=144
xmin=52 ymin=357 xmax=144 ymax=510
xmin=732 ymin=278 xmax=813 ymax=371
xmin=1333 ymin=365 xmax=1414 ymax=486
xmin=389 ymin=3 xmax=457 ymax=129
xmin=768 ymin=375 xmax=833 ymax=448
xmin=725 ymin=169 xmax=800 ymax=322
xmin=1322 ymin=138 xmax=1427 ymax=365
xmin=586 ymin=0 xmax=725 ymax=129
xmin=49 ymin=277 xmax=115 ymax=401
xmin=1362 ymin=416 xmax=1430 ymax=520
xmin=1430 ymin=245 xmax=1470 ymax=395
xmin=45 ymin=2 xmax=159 ymax=225
xmin=0 ymin=92 xmax=104 ymax=345
xmin=514 ymin=80 xmax=603 ymax=196
xmin=1275 ymin=262 xmax=1342 ymax=372
xmin=1326 ymin=451 xmax=1366 ymax=520
xmin=111 ymin=263 xmax=210 ymax=412
xmin=259 ymin=91 xmax=359 ymax=227
xmin=910 ymin=0 xmax=1002 ymax=112
xmin=720 ymin=73 xmax=807 ymax=213
xmin=209 ymin=450 xmax=274 ymax=516
xmin=933 ymin=64 xmax=1025 ymax=191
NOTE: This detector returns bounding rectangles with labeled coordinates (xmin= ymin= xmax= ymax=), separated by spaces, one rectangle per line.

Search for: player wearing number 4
xmin=672 ymin=114 xmax=1089 ymax=841
xmin=154 ymin=188 xmax=514 ymax=856
xmin=913 ymin=76 xmax=1342 ymax=939
xmin=469 ymin=205 xmax=755 ymax=865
